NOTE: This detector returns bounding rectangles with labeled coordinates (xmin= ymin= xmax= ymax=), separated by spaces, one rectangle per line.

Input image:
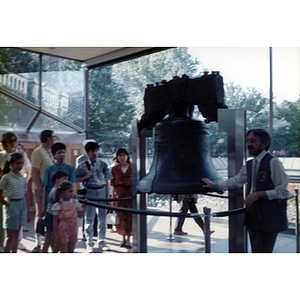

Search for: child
xmin=42 ymin=170 xmax=68 ymax=253
xmin=42 ymin=142 xmax=77 ymax=214
xmin=0 ymin=153 xmax=29 ymax=253
xmin=41 ymin=142 xmax=77 ymax=252
xmin=51 ymin=180 xmax=87 ymax=253
xmin=75 ymin=141 xmax=112 ymax=252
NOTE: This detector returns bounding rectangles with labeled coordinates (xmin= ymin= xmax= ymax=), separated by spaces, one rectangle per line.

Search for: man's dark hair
xmin=84 ymin=141 xmax=99 ymax=153
xmin=51 ymin=170 xmax=68 ymax=183
xmin=246 ymin=128 xmax=271 ymax=151
xmin=51 ymin=142 xmax=66 ymax=155
xmin=40 ymin=130 xmax=54 ymax=143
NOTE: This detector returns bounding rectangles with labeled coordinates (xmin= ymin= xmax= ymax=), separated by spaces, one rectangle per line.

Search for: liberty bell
xmin=136 ymin=73 xmax=227 ymax=195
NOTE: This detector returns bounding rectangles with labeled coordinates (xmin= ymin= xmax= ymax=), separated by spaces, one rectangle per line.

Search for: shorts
xmin=5 ymin=198 xmax=28 ymax=231
xmin=33 ymin=188 xmax=43 ymax=204
xmin=43 ymin=212 xmax=53 ymax=232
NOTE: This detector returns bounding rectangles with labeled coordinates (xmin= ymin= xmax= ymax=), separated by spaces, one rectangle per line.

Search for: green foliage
xmin=61 ymin=59 xmax=82 ymax=71
xmin=87 ymin=47 xmax=201 ymax=153
xmin=88 ymin=66 xmax=135 ymax=153
xmin=112 ymin=47 xmax=201 ymax=117
xmin=273 ymin=98 xmax=300 ymax=155
xmin=206 ymin=122 xmax=228 ymax=157
xmin=0 ymin=48 xmax=39 ymax=73
xmin=225 ymin=82 xmax=270 ymax=130
xmin=0 ymin=48 xmax=10 ymax=74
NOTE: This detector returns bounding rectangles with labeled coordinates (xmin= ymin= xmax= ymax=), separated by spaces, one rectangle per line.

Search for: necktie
xmin=251 ymin=158 xmax=257 ymax=193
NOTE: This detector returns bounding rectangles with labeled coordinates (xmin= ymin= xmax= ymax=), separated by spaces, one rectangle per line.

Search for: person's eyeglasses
xmin=8 ymin=139 xmax=16 ymax=143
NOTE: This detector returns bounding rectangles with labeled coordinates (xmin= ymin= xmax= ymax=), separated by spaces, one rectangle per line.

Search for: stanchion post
xmin=203 ymin=207 xmax=211 ymax=253
xmin=167 ymin=195 xmax=175 ymax=240
xmin=295 ymin=188 xmax=299 ymax=253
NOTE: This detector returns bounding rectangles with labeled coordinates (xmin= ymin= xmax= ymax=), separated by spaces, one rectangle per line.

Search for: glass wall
xmin=0 ymin=93 xmax=35 ymax=129
xmin=0 ymin=48 xmax=40 ymax=105
xmin=86 ymin=47 xmax=299 ymax=227
xmin=42 ymin=55 xmax=85 ymax=129
xmin=0 ymin=48 xmax=85 ymax=133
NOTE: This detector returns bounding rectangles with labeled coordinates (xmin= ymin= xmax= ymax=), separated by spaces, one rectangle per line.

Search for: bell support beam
xmin=132 ymin=119 xmax=153 ymax=253
xmin=218 ymin=108 xmax=247 ymax=253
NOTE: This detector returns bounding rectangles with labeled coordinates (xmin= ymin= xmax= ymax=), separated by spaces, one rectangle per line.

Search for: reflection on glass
xmin=41 ymin=56 xmax=84 ymax=129
xmin=0 ymin=93 xmax=35 ymax=128
xmin=31 ymin=113 xmax=77 ymax=132
xmin=0 ymin=48 xmax=40 ymax=105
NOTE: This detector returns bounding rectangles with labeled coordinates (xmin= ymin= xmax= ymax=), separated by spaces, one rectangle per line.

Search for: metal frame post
xmin=295 ymin=188 xmax=299 ymax=253
xmin=84 ymin=67 xmax=89 ymax=137
xmin=218 ymin=108 xmax=247 ymax=252
xmin=269 ymin=47 xmax=273 ymax=153
xmin=131 ymin=120 xmax=152 ymax=253
xmin=131 ymin=119 xmax=140 ymax=252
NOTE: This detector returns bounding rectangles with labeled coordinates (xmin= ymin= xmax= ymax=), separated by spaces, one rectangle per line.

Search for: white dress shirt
xmin=217 ymin=150 xmax=290 ymax=200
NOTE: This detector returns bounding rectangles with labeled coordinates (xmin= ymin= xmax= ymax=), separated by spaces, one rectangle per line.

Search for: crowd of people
xmin=0 ymin=130 xmax=133 ymax=253
xmin=0 ymin=127 xmax=290 ymax=253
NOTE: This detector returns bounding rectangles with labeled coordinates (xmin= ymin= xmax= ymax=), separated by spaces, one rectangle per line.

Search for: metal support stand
xmin=295 ymin=188 xmax=299 ymax=253
xmin=167 ymin=195 xmax=175 ymax=240
xmin=204 ymin=207 xmax=211 ymax=253
xmin=218 ymin=108 xmax=247 ymax=253
xmin=131 ymin=119 xmax=153 ymax=253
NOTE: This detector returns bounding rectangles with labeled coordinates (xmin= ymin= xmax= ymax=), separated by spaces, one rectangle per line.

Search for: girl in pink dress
xmin=51 ymin=181 xmax=87 ymax=253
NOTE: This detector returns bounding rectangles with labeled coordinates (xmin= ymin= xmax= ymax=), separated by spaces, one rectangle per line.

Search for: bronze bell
xmin=136 ymin=116 xmax=224 ymax=194
xmin=136 ymin=73 xmax=227 ymax=195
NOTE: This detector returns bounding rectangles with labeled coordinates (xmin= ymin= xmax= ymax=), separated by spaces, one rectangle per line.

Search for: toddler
xmin=42 ymin=170 xmax=68 ymax=253
xmin=51 ymin=180 xmax=87 ymax=253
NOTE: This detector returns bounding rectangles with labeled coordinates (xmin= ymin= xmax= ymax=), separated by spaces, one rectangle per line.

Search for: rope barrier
xmin=203 ymin=193 xmax=228 ymax=199
xmin=78 ymin=193 xmax=296 ymax=220
xmin=80 ymin=196 xmax=133 ymax=202
xmin=77 ymin=197 xmax=246 ymax=219
xmin=212 ymin=207 xmax=246 ymax=217
xmin=78 ymin=198 xmax=195 ymax=218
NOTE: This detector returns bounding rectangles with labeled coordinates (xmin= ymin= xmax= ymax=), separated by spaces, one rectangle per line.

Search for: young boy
xmin=41 ymin=142 xmax=77 ymax=252
xmin=42 ymin=142 xmax=77 ymax=212
xmin=75 ymin=141 xmax=112 ymax=252
xmin=42 ymin=170 xmax=68 ymax=253
xmin=0 ymin=153 xmax=29 ymax=253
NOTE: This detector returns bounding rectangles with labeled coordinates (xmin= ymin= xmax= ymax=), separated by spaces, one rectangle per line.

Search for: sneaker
xmin=86 ymin=246 xmax=94 ymax=253
xmin=18 ymin=243 xmax=27 ymax=250
xmin=23 ymin=226 xmax=29 ymax=232
xmin=32 ymin=245 xmax=41 ymax=253
xmin=174 ymin=230 xmax=188 ymax=235
xmin=99 ymin=243 xmax=109 ymax=251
